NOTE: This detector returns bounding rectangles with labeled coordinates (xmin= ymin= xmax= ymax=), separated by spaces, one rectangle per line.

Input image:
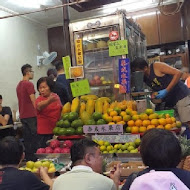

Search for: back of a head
xmin=70 ymin=138 xmax=98 ymax=165
xmin=54 ymin=61 xmax=63 ymax=71
xmin=47 ymin=68 xmax=57 ymax=79
xmin=21 ymin=64 xmax=32 ymax=76
xmin=140 ymin=129 xmax=181 ymax=168
xmin=131 ymin=57 xmax=148 ymax=72
xmin=0 ymin=136 xmax=24 ymax=165
xmin=0 ymin=95 xmax=2 ymax=100
xmin=129 ymin=171 xmax=189 ymax=190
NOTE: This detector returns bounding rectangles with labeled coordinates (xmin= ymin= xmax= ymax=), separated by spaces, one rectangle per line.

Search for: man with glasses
xmin=16 ymin=64 xmax=37 ymax=161
xmin=53 ymin=138 xmax=121 ymax=190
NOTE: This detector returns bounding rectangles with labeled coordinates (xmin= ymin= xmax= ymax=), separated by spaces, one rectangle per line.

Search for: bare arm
xmin=39 ymin=167 xmax=53 ymax=190
xmin=30 ymin=94 xmax=36 ymax=108
xmin=36 ymin=94 xmax=57 ymax=111
xmin=154 ymin=62 xmax=182 ymax=92
xmin=0 ymin=114 xmax=9 ymax=126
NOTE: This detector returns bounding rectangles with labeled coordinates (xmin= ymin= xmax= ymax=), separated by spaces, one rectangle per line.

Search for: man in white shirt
xmin=53 ymin=138 xmax=120 ymax=190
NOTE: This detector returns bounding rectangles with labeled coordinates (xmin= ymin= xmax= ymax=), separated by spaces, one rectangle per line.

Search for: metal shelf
xmin=84 ymin=47 xmax=109 ymax=54
xmin=85 ymin=68 xmax=113 ymax=73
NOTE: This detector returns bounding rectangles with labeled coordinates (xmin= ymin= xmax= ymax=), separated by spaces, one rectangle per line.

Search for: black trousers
xmin=21 ymin=117 xmax=38 ymax=161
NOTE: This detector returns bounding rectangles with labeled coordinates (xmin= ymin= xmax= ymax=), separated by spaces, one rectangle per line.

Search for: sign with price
xmin=83 ymin=124 xmax=123 ymax=134
xmin=62 ymin=56 xmax=71 ymax=79
xmin=70 ymin=79 xmax=90 ymax=97
xmin=119 ymin=58 xmax=130 ymax=93
xmin=109 ymin=40 xmax=128 ymax=57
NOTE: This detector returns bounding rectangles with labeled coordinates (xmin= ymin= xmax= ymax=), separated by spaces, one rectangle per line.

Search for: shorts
xmin=176 ymin=95 xmax=190 ymax=123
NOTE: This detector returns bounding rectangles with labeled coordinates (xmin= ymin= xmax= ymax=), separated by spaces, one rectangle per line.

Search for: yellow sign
xmin=75 ymin=39 xmax=84 ymax=65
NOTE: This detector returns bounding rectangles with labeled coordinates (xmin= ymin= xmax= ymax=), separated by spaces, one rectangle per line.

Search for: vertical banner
xmin=119 ymin=58 xmax=130 ymax=93
xmin=75 ymin=39 xmax=84 ymax=65
xmin=62 ymin=56 xmax=71 ymax=79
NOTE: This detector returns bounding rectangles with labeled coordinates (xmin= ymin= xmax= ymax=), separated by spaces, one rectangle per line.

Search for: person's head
xmin=0 ymin=136 xmax=24 ymax=166
xmin=37 ymin=77 xmax=55 ymax=97
xmin=21 ymin=64 xmax=34 ymax=79
xmin=47 ymin=68 xmax=57 ymax=80
xmin=71 ymin=138 xmax=103 ymax=173
xmin=131 ymin=57 xmax=149 ymax=73
xmin=0 ymin=95 xmax=2 ymax=105
xmin=54 ymin=61 xmax=64 ymax=72
xmin=140 ymin=128 xmax=181 ymax=168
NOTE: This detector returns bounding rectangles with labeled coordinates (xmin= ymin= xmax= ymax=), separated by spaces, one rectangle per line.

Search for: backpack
xmin=129 ymin=170 xmax=189 ymax=190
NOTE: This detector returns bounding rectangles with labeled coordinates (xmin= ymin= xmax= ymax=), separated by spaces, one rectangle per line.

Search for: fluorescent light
xmin=132 ymin=11 xmax=158 ymax=19
xmin=7 ymin=0 xmax=48 ymax=9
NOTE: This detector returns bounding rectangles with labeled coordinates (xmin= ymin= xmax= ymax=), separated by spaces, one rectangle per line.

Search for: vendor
xmin=0 ymin=95 xmax=14 ymax=139
xmin=35 ymin=77 xmax=62 ymax=148
xmin=131 ymin=58 xmax=190 ymax=125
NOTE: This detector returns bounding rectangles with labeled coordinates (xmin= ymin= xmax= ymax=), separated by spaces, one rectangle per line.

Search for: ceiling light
xmin=7 ymin=0 xmax=48 ymax=9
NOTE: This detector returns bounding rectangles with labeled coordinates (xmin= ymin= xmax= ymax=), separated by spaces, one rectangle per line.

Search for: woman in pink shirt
xmin=36 ymin=77 xmax=62 ymax=148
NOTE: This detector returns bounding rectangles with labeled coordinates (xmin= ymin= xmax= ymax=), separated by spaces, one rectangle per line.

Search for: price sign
xmin=109 ymin=40 xmax=128 ymax=57
xmin=119 ymin=58 xmax=130 ymax=93
xmin=75 ymin=39 xmax=84 ymax=65
xmin=83 ymin=124 xmax=123 ymax=134
xmin=62 ymin=56 xmax=71 ymax=79
xmin=70 ymin=79 xmax=90 ymax=97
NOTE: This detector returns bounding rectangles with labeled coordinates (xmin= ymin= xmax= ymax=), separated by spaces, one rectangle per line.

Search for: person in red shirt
xmin=16 ymin=64 xmax=37 ymax=161
xmin=36 ymin=77 xmax=62 ymax=148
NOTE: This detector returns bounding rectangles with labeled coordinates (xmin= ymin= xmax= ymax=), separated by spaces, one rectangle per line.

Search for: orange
xmin=172 ymin=123 xmax=177 ymax=128
xmin=158 ymin=118 xmax=166 ymax=125
xmin=113 ymin=116 xmax=122 ymax=122
xmin=128 ymin=120 xmax=135 ymax=127
xmin=126 ymin=127 xmax=132 ymax=133
xmin=125 ymin=109 xmax=132 ymax=115
xmin=131 ymin=126 xmax=139 ymax=134
xmin=166 ymin=118 xmax=172 ymax=124
xmin=132 ymin=115 xmax=140 ymax=121
xmin=131 ymin=111 xmax=138 ymax=116
xmin=107 ymin=108 xmax=113 ymax=115
xmin=147 ymin=125 xmax=155 ymax=130
xmin=149 ymin=113 xmax=158 ymax=120
xmin=151 ymin=119 xmax=159 ymax=126
xmin=108 ymin=122 xmax=115 ymax=125
xmin=117 ymin=121 xmax=126 ymax=125
xmin=110 ymin=111 xmax=118 ymax=117
xmin=123 ymin=115 xmax=131 ymax=122
xmin=142 ymin=120 xmax=151 ymax=127
xmin=139 ymin=126 xmax=147 ymax=133
xmin=171 ymin=117 xmax=176 ymax=123
xmin=120 ymin=111 xmax=127 ymax=117
xmin=157 ymin=125 xmax=164 ymax=129
xmin=165 ymin=124 xmax=172 ymax=130
xmin=135 ymin=119 xmax=143 ymax=127
xmin=139 ymin=113 xmax=149 ymax=120
xmin=165 ymin=114 xmax=170 ymax=118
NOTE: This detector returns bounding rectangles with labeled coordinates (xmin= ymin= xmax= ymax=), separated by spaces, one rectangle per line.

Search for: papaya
xmin=62 ymin=102 xmax=71 ymax=114
xmin=86 ymin=99 xmax=95 ymax=116
xmin=103 ymin=101 xmax=110 ymax=114
xmin=81 ymin=111 xmax=91 ymax=125
xmin=71 ymin=97 xmax=80 ymax=112
xmin=79 ymin=102 xmax=86 ymax=118
xmin=95 ymin=100 xmax=103 ymax=114
xmin=98 ymin=97 xmax=111 ymax=103
xmin=80 ymin=95 xmax=98 ymax=101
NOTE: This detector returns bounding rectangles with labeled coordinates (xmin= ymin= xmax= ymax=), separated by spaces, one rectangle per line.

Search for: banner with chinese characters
xmin=75 ymin=39 xmax=84 ymax=65
xmin=109 ymin=40 xmax=128 ymax=57
xmin=62 ymin=56 xmax=71 ymax=79
xmin=83 ymin=124 xmax=123 ymax=134
xmin=119 ymin=58 xmax=130 ymax=93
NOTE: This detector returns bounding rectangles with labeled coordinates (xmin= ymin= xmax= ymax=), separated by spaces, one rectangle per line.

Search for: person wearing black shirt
xmin=0 ymin=136 xmax=53 ymax=190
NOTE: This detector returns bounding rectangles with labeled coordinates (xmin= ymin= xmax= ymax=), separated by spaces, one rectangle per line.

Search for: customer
xmin=53 ymin=138 xmax=121 ymax=190
xmin=0 ymin=95 xmax=14 ymax=139
xmin=0 ymin=136 xmax=53 ymax=190
xmin=36 ymin=77 xmax=62 ymax=148
xmin=47 ymin=68 xmax=70 ymax=105
xmin=16 ymin=64 xmax=37 ymax=161
xmin=131 ymin=58 xmax=190 ymax=125
xmin=122 ymin=129 xmax=190 ymax=190
xmin=55 ymin=61 xmax=72 ymax=102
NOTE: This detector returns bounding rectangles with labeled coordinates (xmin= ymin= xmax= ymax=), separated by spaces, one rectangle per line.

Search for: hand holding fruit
xmin=110 ymin=163 xmax=121 ymax=187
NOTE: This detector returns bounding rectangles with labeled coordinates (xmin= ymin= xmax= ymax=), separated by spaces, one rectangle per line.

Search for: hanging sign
xmin=69 ymin=66 xmax=84 ymax=79
xmin=109 ymin=40 xmax=128 ymax=57
xmin=62 ymin=56 xmax=71 ymax=79
xmin=83 ymin=124 xmax=123 ymax=134
xmin=109 ymin=31 xmax=119 ymax=41
xmin=70 ymin=79 xmax=90 ymax=97
xmin=75 ymin=39 xmax=84 ymax=65
xmin=119 ymin=58 xmax=130 ymax=93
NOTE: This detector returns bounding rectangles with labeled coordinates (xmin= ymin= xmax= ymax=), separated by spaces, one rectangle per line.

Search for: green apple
xmin=123 ymin=150 xmax=129 ymax=153
xmin=129 ymin=142 xmax=136 ymax=148
xmin=117 ymin=149 xmax=123 ymax=153
xmin=104 ymin=141 xmax=110 ymax=146
xmin=121 ymin=145 xmax=128 ymax=151
xmin=127 ymin=145 xmax=135 ymax=152
xmin=134 ymin=138 xmax=141 ymax=146
xmin=130 ymin=149 xmax=138 ymax=153
xmin=124 ymin=142 xmax=129 ymax=147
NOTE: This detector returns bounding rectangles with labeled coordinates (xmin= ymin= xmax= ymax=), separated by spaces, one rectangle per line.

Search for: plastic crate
xmin=155 ymin=109 xmax=174 ymax=117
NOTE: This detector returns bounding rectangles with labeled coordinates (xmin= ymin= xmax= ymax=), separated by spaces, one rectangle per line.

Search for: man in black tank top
xmin=131 ymin=58 xmax=190 ymax=126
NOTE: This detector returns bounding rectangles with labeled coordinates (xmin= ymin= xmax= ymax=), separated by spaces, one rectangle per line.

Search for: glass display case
xmin=69 ymin=13 xmax=146 ymax=98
